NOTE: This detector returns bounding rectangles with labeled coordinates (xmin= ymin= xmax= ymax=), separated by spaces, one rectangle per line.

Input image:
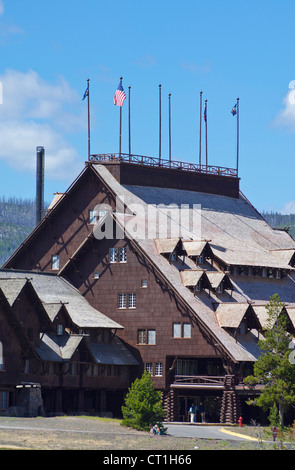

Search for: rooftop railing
xmin=90 ymin=153 xmax=238 ymax=178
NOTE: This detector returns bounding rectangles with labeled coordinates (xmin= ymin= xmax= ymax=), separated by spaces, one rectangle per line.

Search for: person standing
xmin=189 ymin=403 xmax=196 ymax=423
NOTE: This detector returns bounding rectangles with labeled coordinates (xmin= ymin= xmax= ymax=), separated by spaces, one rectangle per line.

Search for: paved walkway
xmin=0 ymin=416 xmax=256 ymax=441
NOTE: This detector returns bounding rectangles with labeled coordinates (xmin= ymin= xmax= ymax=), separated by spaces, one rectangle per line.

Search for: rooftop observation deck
xmin=89 ymin=153 xmax=240 ymax=198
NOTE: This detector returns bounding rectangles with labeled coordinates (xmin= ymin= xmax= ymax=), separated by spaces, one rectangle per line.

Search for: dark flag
xmin=203 ymin=101 xmax=207 ymax=125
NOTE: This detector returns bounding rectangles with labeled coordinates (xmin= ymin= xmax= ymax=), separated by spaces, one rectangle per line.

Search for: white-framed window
xmin=52 ymin=254 xmax=60 ymax=270
xmin=173 ymin=323 xmax=182 ymax=338
xmin=137 ymin=329 xmax=156 ymax=345
xmin=148 ymin=329 xmax=156 ymax=344
xmin=183 ymin=323 xmax=192 ymax=338
xmin=119 ymin=247 xmax=127 ymax=262
xmin=155 ymin=362 xmax=163 ymax=376
xmin=141 ymin=280 xmax=148 ymax=288
xmin=128 ymin=293 xmax=136 ymax=308
xmin=118 ymin=293 xmax=127 ymax=309
xmin=145 ymin=363 xmax=153 ymax=375
xmin=89 ymin=209 xmax=97 ymax=224
xmin=110 ymin=248 xmax=118 ymax=263
xmin=173 ymin=322 xmax=191 ymax=338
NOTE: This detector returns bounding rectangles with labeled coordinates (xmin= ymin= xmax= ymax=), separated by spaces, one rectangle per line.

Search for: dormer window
xmin=89 ymin=209 xmax=97 ymax=224
xmin=170 ymin=252 xmax=177 ymax=262
xmin=216 ymin=284 xmax=224 ymax=294
xmin=52 ymin=255 xmax=60 ymax=270
xmin=57 ymin=325 xmax=63 ymax=336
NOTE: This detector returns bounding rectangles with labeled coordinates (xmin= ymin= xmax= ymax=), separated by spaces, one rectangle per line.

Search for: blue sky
xmin=0 ymin=0 xmax=295 ymax=214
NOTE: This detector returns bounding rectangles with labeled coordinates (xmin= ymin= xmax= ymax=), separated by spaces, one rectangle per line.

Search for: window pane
xmin=145 ymin=363 xmax=153 ymax=375
xmin=128 ymin=293 xmax=136 ymax=308
xmin=148 ymin=329 xmax=156 ymax=344
xmin=52 ymin=255 xmax=59 ymax=270
xmin=173 ymin=323 xmax=181 ymax=338
xmin=118 ymin=293 xmax=127 ymax=308
xmin=155 ymin=362 xmax=163 ymax=376
xmin=119 ymin=247 xmax=127 ymax=262
xmin=183 ymin=323 xmax=191 ymax=338
xmin=138 ymin=329 xmax=146 ymax=344
xmin=89 ymin=210 xmax=97 ymax=224
xmin=110 ymin=248 xmax=117 ymax=263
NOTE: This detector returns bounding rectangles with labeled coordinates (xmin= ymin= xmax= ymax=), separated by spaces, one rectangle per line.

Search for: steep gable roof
xmin=0 ymin=269 xmax=123 ymax=330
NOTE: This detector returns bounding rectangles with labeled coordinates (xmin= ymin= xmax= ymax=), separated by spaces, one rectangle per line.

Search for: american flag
xmin=114 ymin=79 xmax=126 ymax=107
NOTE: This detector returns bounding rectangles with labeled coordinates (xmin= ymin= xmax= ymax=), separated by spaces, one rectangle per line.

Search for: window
xmin=155 ymin=362 xmax=163 ymax=376
xmin=0 ymin=391 xmax=8 ymax=411
xmin=118 ymin=293 xmax=127 ymax=309
xmin=119 ymin=247 xmax=127 ymax=262
xmin=128 ymin=293 xmax=136 ymax=308
xmin=137 ymin=329 xmax=156 ymax=345
xmin=110 ymin=248 xmax=118 ymax=263
xmin=138 ymin=329 xmax=146 ymax=344
xmin=170 ymin=252 xmax=177 ymax=262
xmin=94 ymin=271 xmax=99 ymax=279
xmin=183 ymin=323 xmax=192 ymax=338
xmin=99 ymin=209 xmax=106 ymax=219
xmin=52 ymin=255 xmax=59 ymax=270
xmin=173 ymin=323 xmax=182 ymax=338
xmin=57 ymin=325 xmax=63 ymax=336
xmin=173 ymin=322 xmax=191 ymax=338
xmin=118 ymin=293 xmax=136 ymax=309
xmin=89 ymin=209 xmax=97 ymax=224
xmin=0 ymin=342 xmax=3 ymax=371
xmin=145 ymin=363 xmax=153 ymax=374
xmin=141 ymin=280 xmax=148 ymax=288
xmin=148 ymin=329 xmax=156 ymax=344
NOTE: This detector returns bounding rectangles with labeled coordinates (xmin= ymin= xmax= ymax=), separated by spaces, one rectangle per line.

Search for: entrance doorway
xmin=178 ymin=394 xmax=222 ymax=423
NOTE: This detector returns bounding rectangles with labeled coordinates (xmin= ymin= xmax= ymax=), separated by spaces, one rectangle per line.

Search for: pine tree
xmin=244 ymin=294 xmax=295 ymax=426
xmin=121 ymin=371 xmax=166 ymax=432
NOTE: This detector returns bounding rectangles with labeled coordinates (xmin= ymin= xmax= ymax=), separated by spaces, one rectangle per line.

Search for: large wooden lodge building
xmin=1 ymin=153 xmax=295 ymax=423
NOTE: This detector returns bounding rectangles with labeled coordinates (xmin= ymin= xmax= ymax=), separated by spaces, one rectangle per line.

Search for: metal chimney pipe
xmin=36 ymin=146 xmax=45 ymax=225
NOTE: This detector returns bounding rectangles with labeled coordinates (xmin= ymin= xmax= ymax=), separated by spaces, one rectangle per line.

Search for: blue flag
xmin=231 ymin=103 xmax=237 ymax=116
xmin=82 ymin=85 xmax=89 ymax=101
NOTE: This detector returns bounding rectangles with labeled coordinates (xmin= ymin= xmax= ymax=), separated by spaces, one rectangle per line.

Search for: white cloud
xmin=0 ymin=69 xmax=84 ymax=179
xmin=273 ymin=88 xmax=295 ymax=131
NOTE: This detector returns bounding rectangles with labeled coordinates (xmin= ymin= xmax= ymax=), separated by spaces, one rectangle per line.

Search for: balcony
xmin=90 ymin=153 xmax=238 ymax=178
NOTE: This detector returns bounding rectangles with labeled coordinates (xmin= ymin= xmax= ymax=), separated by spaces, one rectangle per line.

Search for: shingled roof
xmin=89 ymin=163 xmax=295 ymax=362
xmin=0 ymin=269 xmax=123 ymax=330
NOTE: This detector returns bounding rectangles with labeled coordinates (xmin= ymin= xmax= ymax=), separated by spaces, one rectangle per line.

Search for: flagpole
xmin=236 ymin=97 xmax=239 ymax=176
xmin=199 ymin=91 xmax=203 ymax=167
xmin=205 ymin=99 xmax=208 ymax=169
xmin=168 ymin=93 xmax=171 ymax=165
xmin=119 ymin=77 xmax=123 ymax=158
xmin=128 ymin=86 xmax=131 ymax=157
xmin=159 ymin=84 xmax=162 ymax=165
xmin=87 ymin=79 xmax=90 ymax=161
